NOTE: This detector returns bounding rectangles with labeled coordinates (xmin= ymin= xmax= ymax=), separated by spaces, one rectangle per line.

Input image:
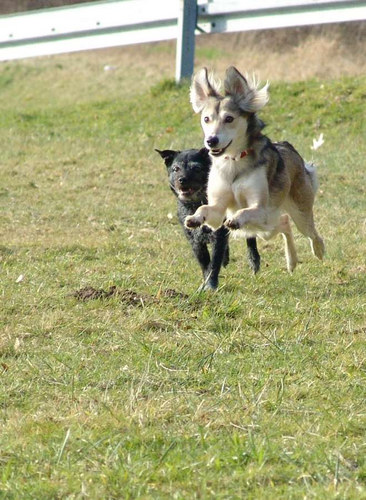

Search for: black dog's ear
xmin=155 ymin=149 xmax=179 ymax=168
xmin=198 ymin=147 xmax=211 ymax=166
xmin=198 ymin=147 xmax=210 ymax=158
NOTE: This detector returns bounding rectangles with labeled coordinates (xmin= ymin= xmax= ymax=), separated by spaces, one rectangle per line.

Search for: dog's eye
xmin=172 ymin=166 xmax=180 ymax=172
xmin=204 ymin=116 xmax=210 ymax=123
xmin=224 ymin=116 xmax=234 ymax=123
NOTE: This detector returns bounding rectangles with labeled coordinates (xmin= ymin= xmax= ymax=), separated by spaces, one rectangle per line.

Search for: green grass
xmin=1 ymin=56 xmax=366 ymax=499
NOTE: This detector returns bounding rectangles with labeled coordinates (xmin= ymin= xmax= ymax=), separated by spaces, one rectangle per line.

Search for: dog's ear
xmin=224 ymin=66 xmax=269 ymax=113
xmin=198 ymin=147 xmax=210 ymax=160
xmin=190 ymin=68 xmax=221 ymax=113
xmin=224 ymin=67 xmax=250 ymax=97
xmin=155 ymin=149 xmax=179 ymax=168
xmin=198 ymin=147 xmax=211 ymax=167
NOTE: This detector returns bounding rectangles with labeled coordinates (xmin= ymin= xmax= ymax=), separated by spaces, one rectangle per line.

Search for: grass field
xmin=1 ymin=50 xmax=366 ymax=499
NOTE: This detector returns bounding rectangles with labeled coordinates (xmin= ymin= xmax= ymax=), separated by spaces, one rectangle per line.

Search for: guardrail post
xmin=175 ymin=0 xmax=197 ymax=83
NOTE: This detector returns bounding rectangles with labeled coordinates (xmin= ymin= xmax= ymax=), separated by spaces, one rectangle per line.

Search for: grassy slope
xmin=0 ymin=56 xmax=366 ymax=499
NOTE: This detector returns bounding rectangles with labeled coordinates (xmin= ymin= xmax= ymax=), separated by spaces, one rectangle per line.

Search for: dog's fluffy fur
xmin=156 ymin=147 xmax=260 ymax=290
xmin=185 ymin=67 xmax=325 ymax=272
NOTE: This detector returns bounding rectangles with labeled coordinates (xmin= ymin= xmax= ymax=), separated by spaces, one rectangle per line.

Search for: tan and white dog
xmin=185 ymin=66 xmax=325 ymax=272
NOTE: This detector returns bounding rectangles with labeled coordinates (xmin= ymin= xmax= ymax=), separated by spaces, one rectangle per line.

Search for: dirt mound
xmin=72 ymin=286 xmax=149 ymax=305
xmin=72 ymin=286 xmax=188 ymax=304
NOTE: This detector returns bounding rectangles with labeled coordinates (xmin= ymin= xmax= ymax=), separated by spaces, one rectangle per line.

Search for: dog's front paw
xmin=185 ymin=215 xmax=205 ymax=229
xmin=225 ymin=218 xmax=241 ymax=230
xmin=198 ymin=280 xmax=218 ymax=292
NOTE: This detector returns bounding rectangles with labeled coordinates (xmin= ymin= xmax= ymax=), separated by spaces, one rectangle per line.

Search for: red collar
xmin=240 ymin=148 xmax=254 ymax=158
xmin=225 ymin=148 xmax=254 ymax=161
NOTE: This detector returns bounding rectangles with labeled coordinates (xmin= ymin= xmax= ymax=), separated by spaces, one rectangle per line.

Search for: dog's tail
xmin=304 ymin=161 xmax=319 ymax=194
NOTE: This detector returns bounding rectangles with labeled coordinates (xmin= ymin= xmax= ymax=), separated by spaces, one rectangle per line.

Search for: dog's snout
xmin=178 ymin=176 xmax=187 ymax=186
xmin=207 ymin=136 xmax=219 ymax=148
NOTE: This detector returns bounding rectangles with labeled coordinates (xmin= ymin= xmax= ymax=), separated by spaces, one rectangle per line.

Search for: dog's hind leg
xmin=191 ymin=239 xmax=211 ymax=279
xmin=223 ymin=244 xmax=230 ymax=268
xmin=246 ymin=238 xmax=260 ymax=274
xmin=310 ymin=233 xmax=325 ymax=261
xmin=289 ymin=209 xmax=325 ymax=261
xmin=204 ymin=226 xmax=229 ymax=290
xmin=278 ymin=214 xmax=298 ymax=273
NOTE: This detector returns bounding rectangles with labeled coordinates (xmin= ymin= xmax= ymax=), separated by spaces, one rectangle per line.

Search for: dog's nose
xmin=206 ymin=136 xmax=219 ymax=148
xmin=178 ymin=176 xmax=187 ymax=186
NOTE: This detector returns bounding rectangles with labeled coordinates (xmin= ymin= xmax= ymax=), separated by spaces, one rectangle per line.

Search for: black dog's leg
xmin=246 ymin=237 xmax=260 ymax=274
xmin=203 ymin=226 xmax=229 ymax=290
xmin=192 ymin=241 xmax=211 ymax=281
xmin=223 ymin=241 xmax=230 ymax=268
xmin=184 ymin=227 xmax=211 ymax=279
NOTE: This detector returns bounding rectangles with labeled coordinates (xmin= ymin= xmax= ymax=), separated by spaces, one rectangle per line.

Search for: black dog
xmin=156 ymin=147 xmax=260 ymax=290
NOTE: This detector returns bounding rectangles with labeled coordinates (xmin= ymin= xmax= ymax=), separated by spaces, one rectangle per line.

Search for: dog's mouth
xmin=172 ymin=185 xmax=201 ymax=200
xmin=208 ymin=141 xmax=232 ymax=157
xmin=179 ymin=187 xmax=196 ymax=197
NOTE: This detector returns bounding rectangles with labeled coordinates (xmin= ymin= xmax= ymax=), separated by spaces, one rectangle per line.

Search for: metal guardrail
xmin=197 ymin=0 xmax=366 ymax=33
xmin=0 ymin=0 xmax=365 ymax=82
xmin=0 ymin=1 xmax=179 ymax=60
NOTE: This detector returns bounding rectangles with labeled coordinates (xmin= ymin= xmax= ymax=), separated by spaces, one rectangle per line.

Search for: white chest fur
xmin=208 ymin=156 xmax=267 ymax=210
xmin=211 ymin=155 xmax=247 ymax=182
